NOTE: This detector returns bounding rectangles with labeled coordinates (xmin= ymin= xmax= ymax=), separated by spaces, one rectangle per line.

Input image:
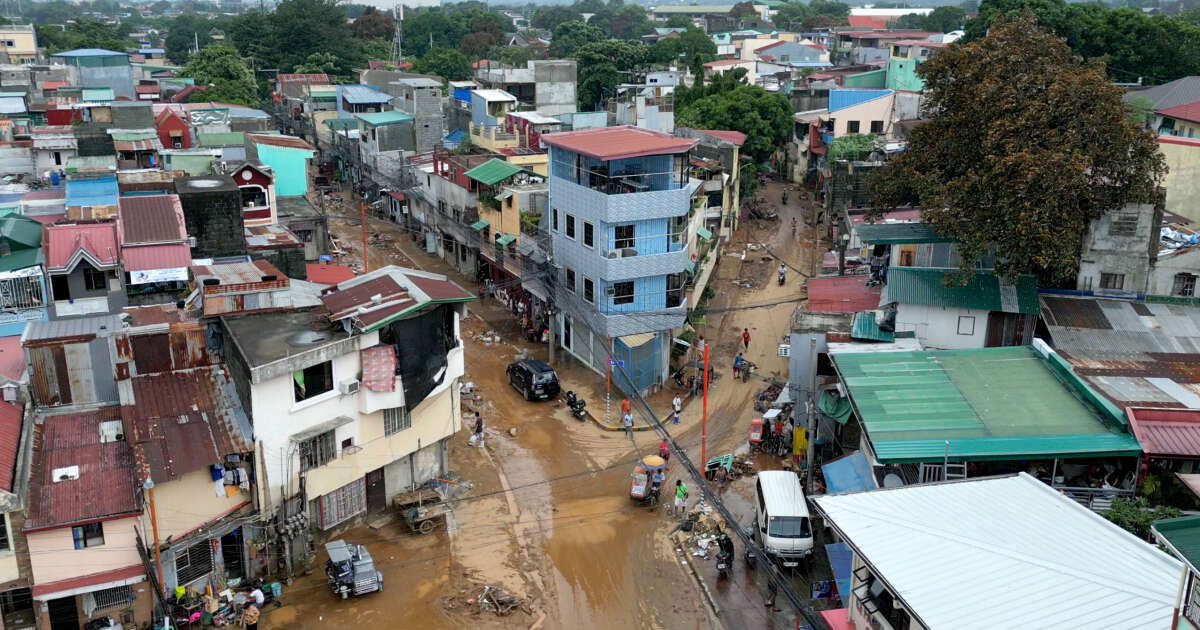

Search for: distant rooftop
xmin=542 ymin=125 xmax=698 ymax=161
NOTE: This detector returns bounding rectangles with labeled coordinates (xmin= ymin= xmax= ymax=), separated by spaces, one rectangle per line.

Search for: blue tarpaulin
xmin=825 ymin=542 xmax=853 ymax=606
xmin=822 ymin=451 xmax=878 ymax=495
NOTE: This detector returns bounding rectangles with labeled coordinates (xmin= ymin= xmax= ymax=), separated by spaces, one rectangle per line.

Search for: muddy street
xmin=267 ymin=182 xmax=828 ymax=629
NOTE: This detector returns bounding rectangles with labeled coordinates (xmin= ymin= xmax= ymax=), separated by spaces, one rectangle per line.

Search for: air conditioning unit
xmin=187 ymin=236 xmax=197 ymax=248
xmin=0 ymin=382 xmax=15 ymax=402
xmin=339 ymin=379 xmax=361 ymax=395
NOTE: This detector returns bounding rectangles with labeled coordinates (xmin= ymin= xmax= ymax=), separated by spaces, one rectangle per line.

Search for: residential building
xmin=273 ymin=73 xmax=331 ymax=145
xmin=1153 ymin=516 xmax=1200 ymax=628
xmin=175 ymin=175 xmax=246 ymax=259
xmin=884 ymin=39 xmax=946 ymax=91
xmin=50 ymin=49 xmax=135 ymax=100
xmin=676 ymin=128 xmax=744 ymax=238
xmin=153 ymin=108 xmax=191 ymax=150
xmin=423 ymin=150 xmax=503 ymax=274
xmin=814 ymin=473 xmax=1181 ymax=630
xmin=1125 ymin=76 xmax=1200 ymax=135
xmin=213 ymin=160 xmax=277 ymax=227
xmin=277 ymin=196 xmax=330 ymax=262
xmin=30 ymin=126 xmax=76 ymax=173
xmin=0 ymin=25 xmax=38 ymax=64
xmin=847 ymin=7 xmax=933 ymax=29
xmin=391 ymin=77 xmax=445 ymax=153
xmin=336 ymin=84 xmax=391 ymax=118
xmin=1157 ymin=135 xmax=1200 ymax=224
xmin=44 ymin=222 xmax=124 ymax=318
xmin=245 ymin=134 xmax=314 ymax=198
xmin=64 ymin=176 xmax=119 ymax=221
xmin=117 ymin=194 xmax=191 ymax=305
xmin=19 ymin=189 xmax=65 ymax=223
xmin=0 ymin=396 xmax=33 ymax=630
xmin=835 ymin=31 xmax=937 ymax=65
xmin=542 ymin=126 xmax=700 ymax=394
xmin=0 ymin=215 xmax=47 ymax=336
xmin=474 ymin=60 xmax=578 ymax=116
xmin=220 ymin=266 xmax=472 ymax=542
xmin=1076 ymin=199 xmax=1162 ymax=295
xmin=470 ymin=89 xmax=520 ymax=151
xmin=752 ymin=40 xmax=829 ymax=66
xmin=356 ymin=111 xmax=414 ymax=185
xmin=610 ymin=75 xmax=679 ymax=134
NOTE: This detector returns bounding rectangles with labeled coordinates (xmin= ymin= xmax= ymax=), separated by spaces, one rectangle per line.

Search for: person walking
xmin=733 ymin=352 xmax=746 ymax=379
xmin=671 ymin=394 xmax=682 ymax=424
xmin=622 ymin=412 xmax=633 ymax=437
xmin=673 ymin=479 xmax=688 ymax=517
xmin=242 ymin=602 xmax=260 ymax=630
xmin=742 ymin=328 xmax=751 ymax=350
xmin=469 ymin=411 xmax=484 ymax=447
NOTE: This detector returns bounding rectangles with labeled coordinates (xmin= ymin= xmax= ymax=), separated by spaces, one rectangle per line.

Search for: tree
xmin=459 ymin=31 xmax=501 ymax=60
xmin=773 ymin=2 xmax=812 ymax=29
xmin=609 ymin=4 xmax=653 ymax=40
xmin=575 ymin=40 xmax=648 ymax=109
xmin=35 ymin=19 xmax=131 ymax=55
xmin=499 ymin=45 xmax=534 ymax=67
xmin=179 ymin=44 xmax=259 ymax=107
xmin=549 ymin=20 xmax=606 ymax=58
xmin=532 ymin=5 xmax=583 ymax=30
xmin=870 ymin=14 xmax=1165 ymax=282
xmin=808 ymin=0 xmax=851 ymax=20
xmin=891 ymin=13 xmax=927 ymax=29
xmin=413 ymin=47 xmax=472 ymax=81
xmin=294 ymin=52 xmax=338 ymax=74
xmin=730 ymin=2 xmax=758 ymax=17
xmin=1104 ymin=497 xmax=1181 ymax=540
xmin=664 ymin=15 xmax=692 ymax=28
xmin=675 ymin=68 xmax=791 ymax=163
xmin=270 ymin=0 xmax=360 ymax=72
xmin=165 ymin=13 xmax=214 ymax=64
xmin=402 ymin=11 xmax=455 ymax=58
xmin=352 ymin=7 xmax=394 ymax=40
xmin=924 ymin=6 xmax=967 ymax=32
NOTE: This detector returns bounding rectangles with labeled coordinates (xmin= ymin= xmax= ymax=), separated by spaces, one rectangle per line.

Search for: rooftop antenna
xmin=391 ymin=1 xmax=403 ymax=66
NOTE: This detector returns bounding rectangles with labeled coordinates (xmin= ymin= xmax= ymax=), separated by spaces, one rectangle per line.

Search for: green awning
xmin=850 ymin=310 xmax=894 ymax=342
xmin=110 ymin=131 xmax=157 ymax=141
xmin=465 ymin=158 xmax=523 ymax=186
xmin=818 ymin=390 xmax=854 ymax=424
xmin=696 ymin=226 xmax=714 ymax=241
xmin=495 ymin=234 xmax=516 ymax=246
xmin=470 ymin=219 xmax=489 ymax=231
xmin=684 ymin=260 xmax=696 ymax=274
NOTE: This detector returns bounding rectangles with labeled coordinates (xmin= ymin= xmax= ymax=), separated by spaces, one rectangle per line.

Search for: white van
xmin=754 ymin=470 xmax=814 ymax=566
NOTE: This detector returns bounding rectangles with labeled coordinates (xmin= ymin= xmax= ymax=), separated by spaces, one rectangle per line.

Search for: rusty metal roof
xmin=22 ymin=314 xmax=125 ymax=344
xmin=319 ymin=266 xmax=475 ymax=332
xmin=321 ymin=275 xmax=412 ymax=321
xmin=244 ymin=224 xmax=303 ymax=251
xmin=117 ymin=194 xmax=186 ymax=244
xmin=123 ymin=365 xmax=253 ymax=483
xmin=247 ymin=133 xmax=313 ymax=152
xmin=0 ymin=402 xmax=21 ymax=492
xmin=190 ymin=259 xmax=284 ymax=286
xmin=26 ymin=407 xmax=139 ymax=531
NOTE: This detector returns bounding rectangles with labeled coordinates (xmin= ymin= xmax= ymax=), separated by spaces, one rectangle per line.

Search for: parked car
xmin=506 ymin=359 xmax=561 ymax=401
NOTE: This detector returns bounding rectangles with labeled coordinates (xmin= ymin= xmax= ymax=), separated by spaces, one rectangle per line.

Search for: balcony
xmin=599 ymin=247 xmax=691 ymax=281
xmin=470 ymin=123 xmax=519 ymax=151
xmin=550 ymin=176 xmax=697 ymax=224
xmin=551 ymin=157 xmax=688 ymax=195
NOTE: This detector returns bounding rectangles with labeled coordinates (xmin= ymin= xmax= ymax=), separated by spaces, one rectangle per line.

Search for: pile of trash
xmin=443 ymin=582 xmax=531 ymax=617
xmin=474 ymin=331 xmax=503 ymax=344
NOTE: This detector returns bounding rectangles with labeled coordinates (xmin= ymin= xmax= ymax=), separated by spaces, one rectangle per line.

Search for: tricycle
xmin=630 ymin=455 xmax=667 ymax=505
xmin=324 ymin=540 xmax=383 ymax=599
xmin=403 ymin=502 xmax=451 ymax=534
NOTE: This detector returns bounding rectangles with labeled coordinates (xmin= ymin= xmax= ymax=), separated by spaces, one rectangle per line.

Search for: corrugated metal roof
xmin=22 ymin=314 xmax=125 ymax=343
xmin=850 ymin=310 xmax=893 ymax=342
xmin=1154 ymin=515 xmax=1200 ymax=574
xmin=541 ymin=125 xmax=698 ymax=161
xmin=340 ymin=85 xmax=391 ymax=104
xmin=320 ymin=265 xmax=474 ymax=332
xmin=808 ymin=276 xmax=882 ymax=313
xmin=0 ymin=336 xmax=24 ymax=382
xmin=306 ymin=263 xmax=355 ymax=285
xmin=64 ymin=176 xmax=118 ymax=208
xmin=465 ymin=158 xmax=523 ymax=186
xmin=81 ymin=88 xmax=114 ymax=102
xmin=65 ymin=155 xmax=116 ymax=173
xmin=355 ymin=111 xmax=412 ymax=126
xmin=121 ymin=243 xmax=191 ymax=271
xmin=814 ymin=473 xmax=1182 ymax=630
xmin=247 ymin=133 xmax=313 ymax=152
xmin=1125 ymin=407 xmax=1200 ymax=457
xmin=117 ymin=194 xmax=185 ymax=244
xmin=44 ymin=222 xmax=118 ymax=270
xmin=853 ymin=222 xmax=950 ymax=244
xmin=883 ymin=267 xmax=1039 ymax=315
xmin=831 ymin=346 xmax=1141 ymax=463
xmin=51 ymin=48 xmax=128 ymax=57
xmin=244 ymin=224 xmax=303 ymax=251
xmin=828 ymin=88 xmax=892 ymax=113
xmin=26 ymin=407 xmax=140 ymax=530
xmin=0 ymin=402 xmax=20 ymax=492
xmin=196 ymin=131 xmax=244 ymax=147
xmin=113 ymin=138 xmax=163 ymax=151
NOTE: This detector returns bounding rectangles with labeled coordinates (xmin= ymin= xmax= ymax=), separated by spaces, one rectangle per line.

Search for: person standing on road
xmin=470 ymin=411 xmax=484 ymax=447
xmin=742 ymin=328 xmax=751 ymax=350
xmin=242 ymin=603 xmax=260 ymax=630
xmin=672 ymin=394 xmax=682 ymax=424
xmin=621 ymin=397 xmax=633 ymax=436
xmin=733 ymin=352 xmax=746 ymax=379
xmin=674 ymin=480 xmax=688 ymax=517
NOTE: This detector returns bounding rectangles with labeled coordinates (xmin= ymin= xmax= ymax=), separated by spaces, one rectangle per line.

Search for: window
xmin=72 ymin=522 xmax=104 ymax=549
xmin=50 ymin=275 xmax=69 ymax=301
xmin=846 ymin=120 xmax=860 ymax=133
xmin=957 ymin=315 xmax=976 ymax=336
xmin=294 ymin=361 xmax=333 ymax=402
xmin=614 ymin=224 xmax=635 ymax=250
xmin=565 ymin=267 xmax=576 ymax=293
xmin=583 ymin=221 xmax=594 ymax=248
xmin=83 ymin=266 xmax=106 ymax=292
xmin=300 ymin=430 xmax=337 ymax=471
xmin=565 ymin=214 xmax=576 ymax=239
xmin=583 ymin=277 xmax=594 ymax=304
xmin=1173 ymin=273 xmax=1197 ymax=297
xmin=552 ymin=208 xmax=559 ymax=232
xmin=295 ymin=229 xmax=313 ymax=243
xmin=341 ymin=437 xmax=354 ymax=450
xmin=1100 ymin=273 xmax=1125 ymax=290
xmin=0 ymin=515 xmax=9 ymax=551
xmin=1109 ymin=212 xmax=1140 ymax=237
xmin=53 ymin=151 xmax=61 ymax=166
xmin=175 ymin=541 xmax=213 ymax=586
xmin=613 ymin=281 xmax=634 ymax=305
xmin=318 ymin=478 xmax=366 ymax=529
xmin=870 ymin=120 xmax=884 ymax=134
xmin=384 ymin=407 xmax=411 ymax=435
xmin=90 ymin=585 xmax=132 ymax=611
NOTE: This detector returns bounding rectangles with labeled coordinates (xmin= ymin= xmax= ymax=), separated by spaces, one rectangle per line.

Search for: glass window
xmin=72 ymin=522 xmax=104 ymax=549
xmin=1173 ymin=274 xmax=1197 ymax=297
xmin=583 ymin=277 xmax=594 ymax=304
xmin=300 ymin=430 xmax=337 ymax=471
xmin=846 ymin=121 xmax=860 ymax=134
xmin=552 ymin=208 xmax=559 ymax=231
xmin=613 ymin=281 xmax=634 ymax=305
xmin=767 ymin=516 xmax=811 ymax=538
xmin=294 ymin=361 xmax=333 ymax=402
xmin=870 ymin=120 xmax=884 ymax=133
xmin=384 ymin=407 xmax=411 ymax=435
xmin=565 ymin=268 xmax=576 ymax=293
xmin=1100 ymin=273 xmax=1125 ymax=290
xmin=583 ymin=221 xmax=594 ymax=248
xmin=0 ymin=514 xmax=8 ymax=550
xmin=83 ymin=266 xmax=106 ymax=292
xmin=614 ymin=224 xmax=635 ymax=250
xmin=566 ymin=214 xmax=576 ymax=239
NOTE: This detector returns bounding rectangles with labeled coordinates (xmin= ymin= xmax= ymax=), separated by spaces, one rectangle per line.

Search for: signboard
xmin=608 ymin=359 xmax=625 ymax=367
xmin=128 ymin=267 xmax=188 ymax=285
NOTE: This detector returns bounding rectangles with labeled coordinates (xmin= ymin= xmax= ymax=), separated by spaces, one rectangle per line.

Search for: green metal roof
xmin=81 ymin=87 xmax=114 ymax=101
xmin=854 ymin=222 xmax=951 ymax=244
xmin=110 ymin=131 xmax=157 ymax=141
xmin=469 ymin=219 xmax=489 ymax=231
xmin=0 ymin=214 xmax=42 ymax=250
xmin=196 ymin=131 xmax=245 ymax=147
xmin=495 ymin=234 xmax=516 ymax=247
xmin=0 ymin=246 xmax=41 ymax=272
xmin=696 ymin=226 xmax=713 ymax=242
xmin=355 ymin=111 xmax=413 ymax=126
xmin=1154 ymin=516 xmax=1200 ymax=573
xmin=831 ymin=346 xmax=1142 ymax=464
xmin=323 ymin=119 xmax=357 ymax=131
xmin=685 ymin=260 xmax=696 ymax=274
xmin=883 ymin=267 xmax=1040 ymax=315
xmin=65 ymin=154 xmax=116 ymax=172
xmin=850 ymin=311 xmax=893 ymax=342
xmin=465 ymin=159 xmax=523 ymax=186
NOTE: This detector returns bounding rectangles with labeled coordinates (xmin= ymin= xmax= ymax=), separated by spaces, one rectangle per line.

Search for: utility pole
xmin=143 ymin=470 xmax=163 ymax=595
xmin=392 ymin=1 xmax=404 ymax=66
xmin=606 ymin=336 xmax=612 ymax=425
xmin=805 ymin=336 xmax=817 ymax=494
xmin=361 ymin=199 xmax=369 ymax=273
xmin=701 ymin=342 xmax=709 ymax=469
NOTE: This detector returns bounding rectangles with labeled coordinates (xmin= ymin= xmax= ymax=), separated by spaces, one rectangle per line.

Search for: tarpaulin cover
xmin=819 ymin=389 xmax=853 ymax=424
xmin=822 ymin=451 xmax=878 ymax=495
xmin=360 ymin=346 xmax=396 ymax=393
xmin=824 ymin=543 xmax=853 ymax=607
xmin=386 ymin=305 xmax=450 ymax=408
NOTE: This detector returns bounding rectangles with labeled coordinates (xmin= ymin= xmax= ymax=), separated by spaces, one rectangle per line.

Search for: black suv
xmin=506 ymin=359 xmax=561 ymax=401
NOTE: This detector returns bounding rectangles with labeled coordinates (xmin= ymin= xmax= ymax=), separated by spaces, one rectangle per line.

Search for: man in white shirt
xmin=671 ymin=394 xmax=682 ymax=424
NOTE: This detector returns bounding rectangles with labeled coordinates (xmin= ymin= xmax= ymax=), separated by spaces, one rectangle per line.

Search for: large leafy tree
xmin=413 ymin=47 xmax=472 ymax=81
xmin=165 ymin=13 xmax=215 ymax=65
xmin=870 ymin=14 xmax=1165 ymax=282
xmin=179 ymin=44 xmax=259 ymax=107
xmin=532 ymin=5 xmax=583 ymax=30
xmin=575 ymin=40 xmax=647 ymax=109
xmin=649 ymin=27 xmax=716 ymax=65
xmin=549 ymin=20 xmax=606 ymax=58
xmin=608 ymin=4 xmax=653 ymax=40
xmin=924 ymin=6 xmax=967 ymax=32
xmin=36 ymin=19 xmax=131 ymax=54
xmin=351 ymin=7 xmax=394 ymax=40
xmin=675 ymin=68 xmax=791 ymax=163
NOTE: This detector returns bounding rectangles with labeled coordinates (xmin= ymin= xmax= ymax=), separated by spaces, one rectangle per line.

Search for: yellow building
xmin=0 ymin=25 xmax=38 ymax=64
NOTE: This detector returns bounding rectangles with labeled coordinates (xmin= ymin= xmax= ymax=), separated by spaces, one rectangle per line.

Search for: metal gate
xmin=613 ymin=333 xmax=661 ymax=396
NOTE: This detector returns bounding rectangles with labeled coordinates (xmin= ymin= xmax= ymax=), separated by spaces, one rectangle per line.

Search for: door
xmin=47 ymin=596 xmax=78 ymax=630
xmin=221 ymin=529 xmax=245 ymax=580
xmin=366 ymin=467 xmax=386 ymax=513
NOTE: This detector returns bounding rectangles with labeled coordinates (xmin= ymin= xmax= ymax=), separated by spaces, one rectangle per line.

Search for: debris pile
xmin=443 ymin=582 xmax=532 ymax=618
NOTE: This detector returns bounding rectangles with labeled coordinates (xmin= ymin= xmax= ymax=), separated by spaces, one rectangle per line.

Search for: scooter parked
xmin=564 ymin=390 xmax=587 ymax=420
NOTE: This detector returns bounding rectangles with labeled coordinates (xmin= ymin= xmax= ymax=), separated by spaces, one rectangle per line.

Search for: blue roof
xmin=51 ymin=48 xmax=129 ymax=58
xmin=137 ymin=48 xmax=164 ymax=54
xmin=444 ymin=129 xmax=465 ymax=143
xmin=829 ymin=88 xmax=892 ymax=113
xmin=822 ymin=451 xmax=879 ymax=494
xmin=65 ymin=176 xmax=119 ymax=208
xmin=340 ymin=85 xmax=391 ymax=105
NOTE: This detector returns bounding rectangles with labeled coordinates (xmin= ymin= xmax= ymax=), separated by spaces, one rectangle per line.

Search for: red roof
xmin=0 ymin=336 xmax=23 ymax=382
xmin=117 ymin=194 xmax=186 ymax=245
xmin=386 ymin=190 xmax=405 ymax=201
xmin=277 ymin=73 xmax=330 ymax=85
xmin=704 ymin=59 xmax=748 ymax=68
xmin=819 ymin=609 xmax=854 ymax=630
xmin=1158 ymin=102 xmax=1200 ymax=124
xmin=698 ymin=130 xmax=747 ymax=146
xmin=806 ymin=275 xmax=882 ymax=313
xmin=26 ymin=407 xmax=139 ymax=531
xmin=121 ymin=243 xmax=192 ymax=272
xmin=1126 ymin=408 xmax=1200 ymax=457
xmin=848 ymin=15 xmax=889 ymax=29
xmin=322 ymin=275 xmax=412 ymax=321
xmin=169 ymin=84 xmax=204 ymax=103
xmin=22 ymin=189 xmax=66 ymax=201
xmin=44 ymin=222 xmax=119 ymax=271
xmin=247 ymin=133 xmax=313 ymax=152
xmin=1160 ymin=135 xmax=1200 ymax=147
xmin=29 ymin=214 xmax=64 ymax=226
xmin=890 ymin=39 xmax=947 ymax=48
xmin=134 ymin=84 xmax=160 ymax=95
xmin=41 ymin=81 xmax=69 ymax=91
xmin=306 ymin=263 xmax=355 ymax=285
xmin=840 ymin=31 xmax=937 ymax=39
xmin=541 ymin=125 xmax=698 ymax=161
xmin=0 ymin=402 xmax=21 ymax=493
xmin=31 ymin=564 xmax=144 ymax=598
xmin=408 ymin=274 xmax=475 ymax=302
xmin=319 ymin=267 xmax=475 ymax=330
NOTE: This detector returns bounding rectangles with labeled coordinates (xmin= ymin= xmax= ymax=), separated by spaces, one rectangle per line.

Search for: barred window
xmin=300 ymin=430 xmax=337 ymax=471
xmin=384 ymin=407 xmax=410 ymax=436
xmin=174 ymin=541 xmax=213 ymax=586
xmin=90 ymin=585 xmax=133 ymax=611
xmin=319 ymin=478 xmax=366 ymax=529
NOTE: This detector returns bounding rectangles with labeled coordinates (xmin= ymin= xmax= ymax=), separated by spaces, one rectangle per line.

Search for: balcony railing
xmin=551 ymin=160 xmax=688 ymax=194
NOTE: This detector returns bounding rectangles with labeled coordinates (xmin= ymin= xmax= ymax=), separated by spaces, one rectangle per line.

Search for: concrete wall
xmin=1159 ymin=138 xmax=1200 ymax=224
xmin=49 ymin=266 xmax=126 ymax=318
xmin=1078 ymin=201 xmax=1160 ymax=294
xmin=533 ymin=60 xmax=578 ymax=116
xmin=249 ymin=248 xmax=307 ymax=280
xmin=255 ymin=144 xmax=312 ymax=197
xmin=34 ymin=148 xmax=74 ymax=173
xmin=886 ymin=57 xmax=925 ymax=91
xmin=1150 ymin=248 xmax=1200 ymax=296
xmin=0 ymin=512 xmax=18 ymax=586
xmin=27 ymin=516 xmax=142 ymax=585
xmin=895 ymin=303 xmax=988 ymax=350
xmin=831 ymin=94 xmax=894 ymax=137
xmin=80 ymin=65 xmax=134 ymax=100
xmin=148 ymin=468 xmax=250 ymax=542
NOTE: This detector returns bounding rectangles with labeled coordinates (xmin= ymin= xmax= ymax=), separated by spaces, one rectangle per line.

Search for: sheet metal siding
xmin=132 ymin=333 xmax=171 ymax=373
xmin=28 ymin=345 xmax=65 ymax=406
xmin=89 ymin=338 xmax=116 ymax=403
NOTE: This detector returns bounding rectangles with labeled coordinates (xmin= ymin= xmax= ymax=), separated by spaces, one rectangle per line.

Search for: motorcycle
xmin=778 ymin=268 xmax=786 ymax=286
xmin=564 ymin=390 xmax=587 ymax=420
xmin=741 ymin=361 xmax=757 ymax=383
xmin=715 ymin=533 xmax=734 ymax=580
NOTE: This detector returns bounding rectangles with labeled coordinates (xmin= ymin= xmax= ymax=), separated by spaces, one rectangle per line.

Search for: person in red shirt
xmin=742 ymin=328 xmax=751 ymax=350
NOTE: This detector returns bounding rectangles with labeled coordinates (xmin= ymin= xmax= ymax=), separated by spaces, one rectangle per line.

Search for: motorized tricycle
xmin=324 ymin=540 xmax=384 ymax=599
xmin=630 ymin=455 xmax=667 ymax=505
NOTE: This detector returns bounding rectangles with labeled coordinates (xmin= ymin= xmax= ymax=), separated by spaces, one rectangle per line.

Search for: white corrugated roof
xmin=813 ymin=473 xmax=1182 ymax=630
xmin=472 ymin=88 xmax=517 ymax=103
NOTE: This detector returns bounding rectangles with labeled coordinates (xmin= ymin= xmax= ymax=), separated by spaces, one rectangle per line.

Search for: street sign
xmin=608 ymin=359 xmax=625 ymax=367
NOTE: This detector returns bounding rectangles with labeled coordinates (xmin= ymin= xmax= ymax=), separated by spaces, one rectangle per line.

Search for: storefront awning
xmin=495 ymin=234 xmax=516 ymax=246
xmin=470 ymin=219 xmax=489 ymax=231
